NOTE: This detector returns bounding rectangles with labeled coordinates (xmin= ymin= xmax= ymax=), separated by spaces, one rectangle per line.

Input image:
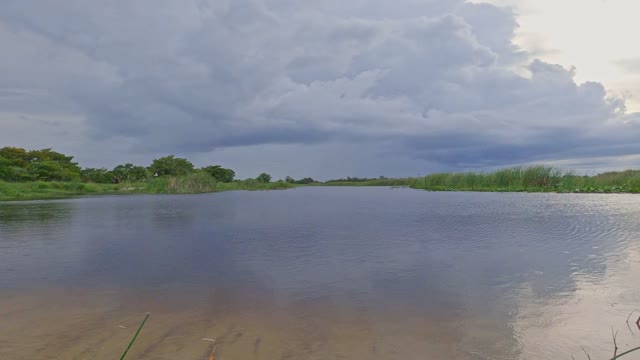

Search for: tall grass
xmin=217 ymin=179 xmax=294 ymax=191
xmin=143 ymin=174 xmax=294 ymax=193
xmin=143 ymin=172 xmax=217 ymax=194
xmin=0 ymin=180 xmax=125 ymax=200
xmin=411 ymin=165 xmax=640 ymax=193
xmin=1 ymin=174 xmax=294 ymax=201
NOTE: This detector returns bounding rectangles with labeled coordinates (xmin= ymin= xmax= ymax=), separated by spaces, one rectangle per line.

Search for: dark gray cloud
xmin=0 ymin=0 xmax=639 ymax=178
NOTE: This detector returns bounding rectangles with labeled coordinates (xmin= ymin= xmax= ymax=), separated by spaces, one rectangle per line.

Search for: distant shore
xmin=0 ymin=175 xmax=293 ymax=201
xmin=4 ymin=165 xmax=640 ymax=201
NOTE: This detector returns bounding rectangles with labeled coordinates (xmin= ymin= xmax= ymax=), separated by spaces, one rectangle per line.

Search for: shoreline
xmin=0 ymin=179 xmax=294 ymax=202
xmin=4 ymin=182 xmax=640 ymax=202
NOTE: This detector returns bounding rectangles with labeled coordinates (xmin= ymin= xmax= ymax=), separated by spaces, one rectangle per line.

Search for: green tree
xmin=27 ymin=148 xmax=81 ymax=181
xmin=256 ymin=172 xmax=272 ymax=183
xmin=0 ymin=148 xmax=82 ymax=181
xmin=113 ymin=163 xmax=149 ymax=183
xmin=148 ymin=155 xmax=194 ymax=176
xmin=81 ymin=168 xmax=114 ymax=183
xmin=0 ymin=157 xmax=31 ymax=181
xmin=202 ymin=165 xmax=235 ymax=183
xmin=128 ymin=165 xmax=149 ymax=182
xmin=285 ymin=176 xmax=295 ymax=183
xmin=0 ymin=147 xmax=30 ymax=168
xmin=28 ymin=160 xmax=81 ymax=181
xmin=113 ymin=163 xmax=132 ymax=183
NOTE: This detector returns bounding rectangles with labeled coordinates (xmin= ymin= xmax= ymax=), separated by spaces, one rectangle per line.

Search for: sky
xmin=1 ymin=0 xmax=639 ymax=180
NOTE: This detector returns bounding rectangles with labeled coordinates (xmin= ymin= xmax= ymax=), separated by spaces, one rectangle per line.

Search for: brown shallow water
xmin=1 ymin=188 xmax=640 ymax=359
xmin=0 ymin=287 xmax=468 ymax=359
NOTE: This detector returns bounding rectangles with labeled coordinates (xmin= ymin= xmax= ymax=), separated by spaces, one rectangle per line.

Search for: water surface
xmin=1 ymin=187 xmax=640 ymax=359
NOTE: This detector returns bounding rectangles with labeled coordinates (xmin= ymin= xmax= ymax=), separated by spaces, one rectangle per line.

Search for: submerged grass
xmin=0 ymin=175 xmax=294 ymax=201
xmin=410 ymin=165 xmax=640 ymax=193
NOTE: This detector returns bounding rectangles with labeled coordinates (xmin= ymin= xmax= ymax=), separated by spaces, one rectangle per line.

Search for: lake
xmin=1 ymin=187 xmax=640 ymax=359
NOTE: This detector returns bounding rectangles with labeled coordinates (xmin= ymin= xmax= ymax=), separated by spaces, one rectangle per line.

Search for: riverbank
xmin=5 ymin=166 xmax=640 ymax=201
xmin=317 ymin=178 xmax=413 ymax=187
xmin=410 ymin=166 xmax=640 ymax=193
xmin=0 ymin=174 xmax=293 ymax=201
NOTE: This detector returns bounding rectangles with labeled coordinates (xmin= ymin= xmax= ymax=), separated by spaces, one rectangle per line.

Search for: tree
xmin=0 ymin=148 xmax=31 ymax=181
xmin=127 ymin=165 xmax=150 ymax=182
xmin=256 ymin=173 xmax=272 ymax=183
xmin=284 ymin=176 xmax=315 ymax=184
xmin=0 ymin=147 xmax=81 ymax=181
xmin=28 ymin=160 xmax=81 ymax=181
xmin=202 ymin=165 xmax=235 ymax=183
xmin=113 ymin=163 xmax=149 ymax=183
xmin=113 ymin=163 xmax=133 ymax=183
xmin=0 ymin=147 xmax=30 ymax=168
xmin=0 ymin=157 xmax=31 ymax=181
xmin=81 ymin=168 xmax=114 ymax=183
xmin=148 ymin=155 xmax=194 ymax=176
xmin=28 ymin=149 xmax=81 ymax=181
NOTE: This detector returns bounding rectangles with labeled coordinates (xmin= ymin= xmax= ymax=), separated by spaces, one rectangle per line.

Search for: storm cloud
xmin=1 ymin=0 xmax=639 ymax=178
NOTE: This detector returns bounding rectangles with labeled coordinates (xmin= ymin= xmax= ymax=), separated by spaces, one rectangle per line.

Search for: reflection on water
xmin=1 ymin=188 xmax=640 ymax=359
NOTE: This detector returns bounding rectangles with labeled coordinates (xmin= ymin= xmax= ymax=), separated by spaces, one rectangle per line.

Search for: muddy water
xmin=1 ymin=188 xmax=640 ymax=359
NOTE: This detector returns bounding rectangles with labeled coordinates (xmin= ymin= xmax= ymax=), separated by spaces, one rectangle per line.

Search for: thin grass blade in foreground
xmin=208 ymin=341 xmax=216 ymax=360
xmin=610 ymin=346 xmax=640 ymax=359
xmin=119 ymin=312 xmax=150 ymax=360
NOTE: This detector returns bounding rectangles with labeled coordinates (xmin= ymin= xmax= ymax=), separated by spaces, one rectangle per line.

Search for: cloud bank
xmin=0 ymin=0 xmax=639 ymax=178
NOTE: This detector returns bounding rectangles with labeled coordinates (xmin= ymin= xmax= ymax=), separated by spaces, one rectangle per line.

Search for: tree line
xmin=324 ymin=176 xmax=388 ymax=183
xmin=0 ymin=147 xmax=275 ymax=184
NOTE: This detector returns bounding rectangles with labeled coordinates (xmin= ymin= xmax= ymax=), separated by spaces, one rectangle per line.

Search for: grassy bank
xmin=141 ymin=173 xmax=294 ymax=194
xmin=0 ymin=174 xmax=293 ymax=201
xmin=410 ymin=166 xmax=640 ymax=193
xmin=0 ymin=181 xmax=128 ymax=201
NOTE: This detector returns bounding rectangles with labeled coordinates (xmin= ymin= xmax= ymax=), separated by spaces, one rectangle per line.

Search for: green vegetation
xmin=0 ymin=146 xmax=289 ymax=201
xmin=202 ymin=165 xmax=235 ymax=183
xmin=148 ymin=155 xmax=194 ymax=176
xmin=321 ymin=177 xmax=413 ymax=187
xmin=256 ymin=172 xmax=272 ymax=183
xmin=0 ymin=181 xmax=128 ymax=201
xmin=285 ymin=176 xmax=317 ymax=185
xmin=0 ymin=147 xmax=82 ymax=182
xmin=4 ymin=146 xmax=640 ymax=200
xmin=217 ymin=179 xmax=293 ymax=191
xmin=410 ymin=165 xmax=640 ymax=193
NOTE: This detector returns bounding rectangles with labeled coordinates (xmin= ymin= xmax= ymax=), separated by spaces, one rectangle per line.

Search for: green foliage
xmin=202 ymin=165 xmax=235 ymax=183
xmin=144 ymin=172 xmax=217 ymax=194
xmin=148 ymin=155 xmax=194 ymax=176
xmin=0 ymin=147 xmax=81 ymax=182
xmin=0 ymin=148 xmax=298 ymax=200
xmin=411 ymin=165 xmax=640 ymax=193
xmin=217 ymin=179 xmax=293 ymax=191
xmin=113 ymin=163 xmax=149 ymax=183
xmin=256 ymin=172 xmax=272 ymax=183
xmin=285 ymin=176 xmax=316 ymax=184
xmin=129 ymin=166 xmax=149 ymax=181
xmin=81 ymin=168 xmax=114 ymax=183
xmin=0 ymin=180 xmax=124 ymax=201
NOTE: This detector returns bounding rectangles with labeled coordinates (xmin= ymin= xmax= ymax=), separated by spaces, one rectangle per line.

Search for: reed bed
xmin=410 ymin=165 xmax=640 ymax=193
